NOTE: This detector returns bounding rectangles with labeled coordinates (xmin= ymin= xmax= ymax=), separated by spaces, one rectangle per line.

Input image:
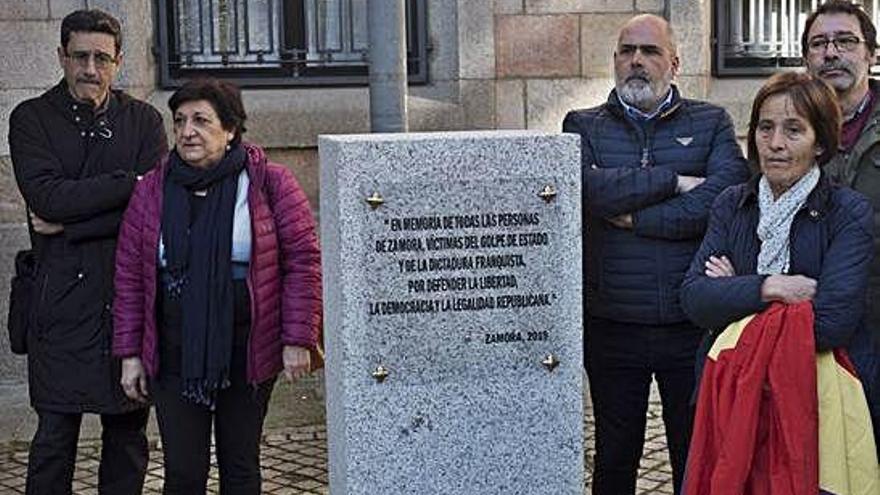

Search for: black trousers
xmin=26 ymin=408 xmax=149 ymax=495
xmin=152 ymin=374 xmax=275 ymax=495
xmin=585 ymin=316 xmax=703 ymax=495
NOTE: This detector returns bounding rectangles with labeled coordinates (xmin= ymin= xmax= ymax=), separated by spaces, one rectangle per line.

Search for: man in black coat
xmin=7 ymin=9 xmax=167 ymax=494
xmin=563 ymin=14 xmax=749 ymax=495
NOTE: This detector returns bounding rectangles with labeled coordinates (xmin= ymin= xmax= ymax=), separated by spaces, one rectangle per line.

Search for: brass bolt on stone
xmin=372 ymin=365 xmax=389 ymax=383
xmin=538 ymin=185 xmax=557 ymax=203
xmin=541 ymin=354 xmax=560 ymax=372
xmin=366 ymin=191 xmax=385 ymax=209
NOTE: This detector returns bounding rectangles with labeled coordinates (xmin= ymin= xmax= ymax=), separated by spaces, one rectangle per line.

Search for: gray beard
xmin=616 ymin=77 xmax=672 ymax=113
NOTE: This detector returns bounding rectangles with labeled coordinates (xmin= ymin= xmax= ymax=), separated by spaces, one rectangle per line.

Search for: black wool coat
xmin=8 ymin=81 xmax=167 ymax=413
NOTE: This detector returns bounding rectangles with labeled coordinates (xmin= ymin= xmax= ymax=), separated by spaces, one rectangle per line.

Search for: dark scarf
xmin=161 ymin=145 xmax=246 ymax=409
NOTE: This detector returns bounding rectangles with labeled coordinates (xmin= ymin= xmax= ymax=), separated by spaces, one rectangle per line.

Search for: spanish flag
xmin=683 ymin=302 xmax=879 ymax=495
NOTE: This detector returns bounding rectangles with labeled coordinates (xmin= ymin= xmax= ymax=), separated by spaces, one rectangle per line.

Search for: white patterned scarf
xmin=756 ymin=166 xmax=820 ymax=275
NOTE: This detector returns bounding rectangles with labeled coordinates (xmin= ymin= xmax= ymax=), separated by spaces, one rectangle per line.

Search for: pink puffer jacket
xmin=112 ymin=143 xmax=322 ymax=384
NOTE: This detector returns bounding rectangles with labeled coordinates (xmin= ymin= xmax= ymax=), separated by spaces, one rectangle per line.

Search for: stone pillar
xmin=669 ymin=0 xmax=712 ymax=100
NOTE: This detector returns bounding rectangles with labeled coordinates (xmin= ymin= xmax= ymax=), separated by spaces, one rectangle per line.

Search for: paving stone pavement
xmin=0 ymin=385 xmax=673 ymax=494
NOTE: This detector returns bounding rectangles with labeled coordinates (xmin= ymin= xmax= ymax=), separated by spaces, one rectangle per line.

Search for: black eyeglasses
xmin=807 ymin=35 xmax=866 ymax=53
xmin=65 ymin=50 xmax=117 ymax=69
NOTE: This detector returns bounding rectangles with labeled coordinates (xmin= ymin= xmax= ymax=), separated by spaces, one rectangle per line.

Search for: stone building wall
xmin=493 ymin=0 xmax=762 ymax=136
xmin=0 ymin=0 xmax=762 ymax=407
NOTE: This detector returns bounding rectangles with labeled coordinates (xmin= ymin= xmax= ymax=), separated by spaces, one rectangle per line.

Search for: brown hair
xmin=801 ymin=0 xmax=877 ymax=57
xmin=168 ymin=78 xmax=247 ymax=146
xmin=61 ymin=9 xmax=122 ymax=55
xmin=747 ymin=72 xmax=841 ymax=167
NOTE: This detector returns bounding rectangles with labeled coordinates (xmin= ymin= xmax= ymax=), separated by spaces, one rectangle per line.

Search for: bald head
xmin=614 ymin=14 xmax=680 ymax=113
xmin=618 ymin=14 xmax=677 ymax=54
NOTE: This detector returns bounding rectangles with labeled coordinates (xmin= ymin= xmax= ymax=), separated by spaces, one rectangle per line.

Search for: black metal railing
xmin=156 ymin=0 xmax=428 ymax=88
xmin=714 ymin=0 xmax=880 ymax=76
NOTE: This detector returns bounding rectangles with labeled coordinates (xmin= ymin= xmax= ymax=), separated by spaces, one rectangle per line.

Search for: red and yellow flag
xmin=683 ymin=302 xmax=879 ymax=495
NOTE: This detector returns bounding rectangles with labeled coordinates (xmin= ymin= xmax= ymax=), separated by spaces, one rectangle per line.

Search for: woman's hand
xmin=705 ymin=255 xmax=736 ymax=278
xmin=282 ymin=345 xmax=311 ymax=382
xmin=760 ymin=274 xmax=817 ymax=304
xmin=120 ymin=357 xmax=149 ymax=403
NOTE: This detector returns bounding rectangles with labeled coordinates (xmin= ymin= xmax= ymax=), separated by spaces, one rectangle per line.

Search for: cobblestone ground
xmin=0 ymin=399 xmax=672 ymax=495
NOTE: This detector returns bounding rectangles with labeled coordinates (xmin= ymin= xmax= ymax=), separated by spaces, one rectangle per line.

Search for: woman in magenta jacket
xmin=112 ymin=78 xmax=322 ymax=494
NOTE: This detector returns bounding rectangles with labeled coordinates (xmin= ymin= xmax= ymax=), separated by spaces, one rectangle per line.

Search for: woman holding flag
xmin=680 ymin=71 xmax=879 ymax=493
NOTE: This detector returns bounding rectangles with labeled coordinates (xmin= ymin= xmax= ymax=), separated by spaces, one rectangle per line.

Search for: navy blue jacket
xmin=681 ymin=173 xmax=879 ymax=413
xmin=563 ymin=86 xmax=749 ymax=324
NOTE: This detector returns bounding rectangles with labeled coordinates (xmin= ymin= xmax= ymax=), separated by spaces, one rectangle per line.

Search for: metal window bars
xmin=714 ymin=0 xmax=880 ymax=76
xmin=157 ymin=0 xmax=428 ymax=88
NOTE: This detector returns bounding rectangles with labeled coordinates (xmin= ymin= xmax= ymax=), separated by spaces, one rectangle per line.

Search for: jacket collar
xmin=849 ymin=79 xmax=880 ymax=135
xmin=242 ymin=142 xmax=268 ymax=188
xmin=849 ymin=79 xmax=880 ymax=130
xmin=49 ymin=80 xmax=117 ymax=116
xmin=869 ymin=78 xmax=880 ymax=107
xmin=821 ymin=79 xmax=880 ymax=185
xmin=606 ymin=84 xmax=683 ymax=121
xmin=738 ymin=169 xmax=834 ymax=215
xmin=858 ymin=78 xmax=880 ymax=134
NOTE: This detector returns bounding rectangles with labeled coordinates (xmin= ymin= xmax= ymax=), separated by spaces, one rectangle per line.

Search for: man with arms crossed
xmin=563 ymin=14 xmax=749 ymax=494
xmin=8 ymin=9 xmax=166 ymax=494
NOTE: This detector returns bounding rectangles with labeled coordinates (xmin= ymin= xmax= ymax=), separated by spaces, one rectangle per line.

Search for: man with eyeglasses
xmin=803 ymin=0 xmax=880 ymax=447
xmin=563 ymin=14 xmax=749 ymax=495
xmin=7 ymin=9 xmax=166 ymax=494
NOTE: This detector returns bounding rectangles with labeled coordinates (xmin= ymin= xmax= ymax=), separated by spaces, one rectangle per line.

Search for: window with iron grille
xmin=713 ymin=0 xmax=880 ymax=76
xmin=156 ymin=0 xmax=428 ymax=88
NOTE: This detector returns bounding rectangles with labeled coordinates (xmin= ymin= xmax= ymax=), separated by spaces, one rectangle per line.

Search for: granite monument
xmin=320 ymin=131 xmax=583 ymax=495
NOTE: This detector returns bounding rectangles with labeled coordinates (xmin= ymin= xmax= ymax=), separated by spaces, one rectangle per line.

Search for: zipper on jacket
xmin=246 ymin=198 xmax=259 ymax=386
xmin=246 ymin=270 xmax=257 ymax=386
xmin=639 ymin=120 xmax=655 ymax=168
xmin=244 ymin=172 xmax=270 ymax=387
